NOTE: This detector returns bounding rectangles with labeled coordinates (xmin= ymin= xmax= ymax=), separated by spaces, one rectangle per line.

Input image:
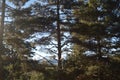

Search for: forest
xmin=0 ymin=0 xmax=120 ymax=80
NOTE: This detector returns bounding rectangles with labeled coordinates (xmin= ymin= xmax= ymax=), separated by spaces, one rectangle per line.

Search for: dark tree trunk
xmin=0 ymin=0 xmax=5 ymax=53
xmin=57 ymin=0 xmax=62 ymax=80
xmin=0 ymin=0 xmax=6 ymax=79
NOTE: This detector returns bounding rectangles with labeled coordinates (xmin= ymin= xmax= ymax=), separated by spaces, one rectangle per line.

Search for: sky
xmin=6 ymin=0 xmax=36 ymax=8
xmin=24 ymin=0 xmax=36 ymax=7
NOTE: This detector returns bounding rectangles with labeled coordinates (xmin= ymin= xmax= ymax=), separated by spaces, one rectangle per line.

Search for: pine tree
xmin=68 ymin=0 xmax=120 ymax=80
xmin=3 ymin=0 xmax=35 ymax=79
xmin=24 ymin=0 xmax=76 ymax=80
xmin=0 ymin=0 xmax=6 ymax=79
xmin=4 ymin=0 xmax=57 ymax=79
xmin=0 ymin=0 xmax=5 ymax=52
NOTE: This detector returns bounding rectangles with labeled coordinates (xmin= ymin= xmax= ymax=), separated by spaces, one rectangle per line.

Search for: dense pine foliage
xmin=0 ymin=0 xmax=120 ymax=80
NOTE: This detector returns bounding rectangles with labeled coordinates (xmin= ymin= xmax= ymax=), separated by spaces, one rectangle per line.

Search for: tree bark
xmin=0 ymin=0 xmax=5 ymax=79
xmin=57 ymin=0 xmax=62 ymax=80
xmin=0 ymin=0 xmax=5 ymax=53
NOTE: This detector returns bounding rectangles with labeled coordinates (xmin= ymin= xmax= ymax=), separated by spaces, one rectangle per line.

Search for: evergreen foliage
xmin=0 ymin=0 xmax=119 ymax=80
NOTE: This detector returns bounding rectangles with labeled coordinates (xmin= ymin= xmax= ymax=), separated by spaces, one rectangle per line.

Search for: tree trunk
xmin=57 ymin=0 xmax=62 ymax=80
xmin=97 ymin=37 xmax=102 ymax=80
xmin=97 ymin=39 xmax=102 ymax=60
xmin=0 ymin=0 xmax=5 ymax=53
xmin=0 ymin=0 xmax=6 ymax=79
